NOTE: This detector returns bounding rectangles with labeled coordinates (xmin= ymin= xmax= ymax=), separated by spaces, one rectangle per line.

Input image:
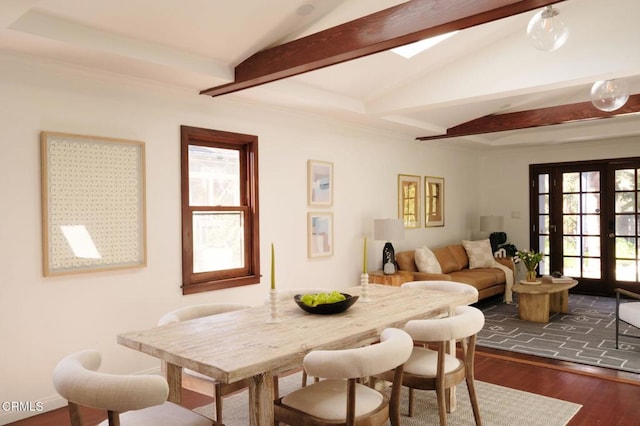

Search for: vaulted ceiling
xmin=1 ymin=0 xmax=638 ymax=148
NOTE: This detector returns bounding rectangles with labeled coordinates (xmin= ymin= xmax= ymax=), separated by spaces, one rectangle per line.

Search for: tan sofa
xmin=396 ymin=244 xmax=515 ymax=301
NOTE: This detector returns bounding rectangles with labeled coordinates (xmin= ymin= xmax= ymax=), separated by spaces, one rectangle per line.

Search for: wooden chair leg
xmin=301 ymin=371 xmax=307 ymax=387
xmin=466 ymin=375 xmax=482 ymax=426
xmin=389 ymin=366 xmax=404 ymax=426
xmin=67 ymin=402 xmax=84 ymax=426
xmin=408 ymin=388 xmax=415 ymax=417
xmin=214 ymin=382 xmax=223 ymax=422
xmin=436 ymin=343 xmax=447 ymax=426
xmin=274 ymin=375 xmax=280 ymax=399
xmin=107 ymin=410 xmax=120 ymax=426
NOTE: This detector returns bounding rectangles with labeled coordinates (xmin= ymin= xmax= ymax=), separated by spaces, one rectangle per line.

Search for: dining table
xmin=117 ymin=283 xmax=477 ymax=425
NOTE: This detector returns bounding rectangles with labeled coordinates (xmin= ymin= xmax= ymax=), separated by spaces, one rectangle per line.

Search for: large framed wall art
xmin=41 ymin=131 xmax=147 ymax=276
xmin=425 ymin=175 xmax=445 ymax=227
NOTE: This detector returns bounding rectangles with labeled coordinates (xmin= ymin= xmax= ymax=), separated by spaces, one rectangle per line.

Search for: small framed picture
xmin=398 ymin=174 xmax=421 ymax=228
xmin=307 ymin=212 xmax=333 ymax=258
xmin=425 ymin=176 xmax=445 ymax=227
xmin=307 ymin=160 xmax=333 ymax=206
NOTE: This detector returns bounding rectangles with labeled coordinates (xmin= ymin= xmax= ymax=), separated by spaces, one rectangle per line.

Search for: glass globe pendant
xmin=527 ymin=6 xmax=569 ymax=52
xmin=591 ymin=79 xmax=630 ymax=112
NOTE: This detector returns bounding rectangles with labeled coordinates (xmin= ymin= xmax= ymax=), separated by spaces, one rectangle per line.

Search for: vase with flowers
xmin=516 ymin=249 xmax=544 ymax=282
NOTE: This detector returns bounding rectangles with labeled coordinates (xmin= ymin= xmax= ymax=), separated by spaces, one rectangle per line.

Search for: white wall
xmin=478 ymin=138 xmax=640 ymax=251
xmin=0 ymin=54 xmax=483 ymax=424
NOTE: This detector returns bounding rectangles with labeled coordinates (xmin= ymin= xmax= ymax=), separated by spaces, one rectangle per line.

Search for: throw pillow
xmin=414 ymin=246 xmax=442 ymax=274
xmin=462 ymin=239 xmax=496 ymax=269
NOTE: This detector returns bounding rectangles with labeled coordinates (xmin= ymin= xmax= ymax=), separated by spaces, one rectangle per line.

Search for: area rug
xmin=477 ymin=293 xmax=640 ymax=373
xmin=194 ymin=372 xmax=581 ymax=425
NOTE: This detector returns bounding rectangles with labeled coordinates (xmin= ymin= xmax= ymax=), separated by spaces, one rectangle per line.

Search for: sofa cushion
xmin=462 ymin=239 xmax=496 ymax=269
xmin=447 ymin=244 xmax=470 ymax=269
xmin=396 ymin=251 xmax=418 ymax=273
xmin=470 ymin=267 xmax=506 ymax=283
xmin=432 ymin=246 xmax=462 ymax=273
xmin=448 ymin=270 xmax=502 ymax=291
xmin=414 ymin=246 xmax=442 ymax=274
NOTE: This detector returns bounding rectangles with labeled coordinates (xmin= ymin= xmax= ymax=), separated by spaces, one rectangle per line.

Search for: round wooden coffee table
xmin=512 ymin=279 xmax=578 ymax=323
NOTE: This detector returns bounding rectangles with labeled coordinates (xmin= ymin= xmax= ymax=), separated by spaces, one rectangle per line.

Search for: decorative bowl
xmin=293 ymin=293 xmax=358 ymax=315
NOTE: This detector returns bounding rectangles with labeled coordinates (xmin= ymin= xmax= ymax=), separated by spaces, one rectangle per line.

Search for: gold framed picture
xmin=398 ymin=174 xmax=421 ymax=228
xmin=425 ymin=176 xmax=444 ymax=227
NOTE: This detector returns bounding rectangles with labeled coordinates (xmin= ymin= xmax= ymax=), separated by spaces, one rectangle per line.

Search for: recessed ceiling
xmin=1 ymin=0 xmax=639 ymax=148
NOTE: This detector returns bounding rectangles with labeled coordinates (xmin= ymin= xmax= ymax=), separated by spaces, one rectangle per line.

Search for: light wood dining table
xmin=118 ymin=284 xmax=476 ymax=425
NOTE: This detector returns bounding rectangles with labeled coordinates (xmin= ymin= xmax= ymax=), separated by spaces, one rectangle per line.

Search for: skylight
xmin=391 ymin=31 xmax=459 ymax=59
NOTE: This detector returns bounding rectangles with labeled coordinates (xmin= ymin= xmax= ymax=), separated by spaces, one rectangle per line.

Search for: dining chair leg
xmin=67 ymin=402 xmax=83 ymax=426
xmin=214 ymin=382 xmax=223 ymax=422
xmin=408 ymin=388 xmax=415 ymax=417
xmin=436 ymin=387 xmax=447 ymax=425
xmin=107 ymin=410 xmax=120 ymax=426
xmin=389 ymin=366 xmax=404 ymax=426
xmin=466 ymin=375 xmax=482 ymax=426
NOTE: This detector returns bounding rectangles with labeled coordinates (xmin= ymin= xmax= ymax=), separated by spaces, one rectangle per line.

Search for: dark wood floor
xmin=10 ymin=348 xmax=640 ymax=425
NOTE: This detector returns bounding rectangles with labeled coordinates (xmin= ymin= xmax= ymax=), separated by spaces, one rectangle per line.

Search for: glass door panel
xmin=614 ymin=168 xmax=640 ymax=283
xmin=561 ymin=170 xmax=601 ymax=280
xmin=537 ymin=173 xmax=551 ymax=275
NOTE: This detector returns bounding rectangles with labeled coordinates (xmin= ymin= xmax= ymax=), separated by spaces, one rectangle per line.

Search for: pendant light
xmin=591 ymin=79 xmax=630 ymax=112
xmin=526 ymin=6 xmax=569 ymax=52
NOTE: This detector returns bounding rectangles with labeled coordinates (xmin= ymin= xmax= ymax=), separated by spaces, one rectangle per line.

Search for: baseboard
xmin=0 ymin=366 xmax=162 ymax=424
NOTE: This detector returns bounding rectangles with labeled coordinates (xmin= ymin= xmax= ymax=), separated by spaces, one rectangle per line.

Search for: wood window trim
xmin=180 ymin=125 xmax=260 ymax=295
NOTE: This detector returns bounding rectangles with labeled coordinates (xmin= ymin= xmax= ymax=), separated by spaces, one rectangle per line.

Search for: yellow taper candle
xmin=271 ymin=243 xmax=275 ymax=290
xmin=363 ymin=236 xmax=367 ymax=274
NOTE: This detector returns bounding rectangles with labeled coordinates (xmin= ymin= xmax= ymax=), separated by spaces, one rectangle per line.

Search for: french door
xmin=530 ymin=158 xmax=640 ymax=296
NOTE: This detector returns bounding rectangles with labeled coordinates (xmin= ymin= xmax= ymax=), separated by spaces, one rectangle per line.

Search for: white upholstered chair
xmin=274 ymin=327 xmax=414 ymax=426
xmin=401 ymin=280 xmax=479 ymax=299
xmin=158 ymin=302 xmax=250 ymax=423
xmin=52 ymin=349 xmax=217 ymax=426
xmin=381 ymin=305 xmax=484 ymax=425
xmin=615 ymin=288 xmax=640 ymax=349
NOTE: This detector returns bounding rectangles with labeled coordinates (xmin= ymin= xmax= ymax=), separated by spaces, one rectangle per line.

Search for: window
xmin=181 ymin=125 xmax=259 ymax=294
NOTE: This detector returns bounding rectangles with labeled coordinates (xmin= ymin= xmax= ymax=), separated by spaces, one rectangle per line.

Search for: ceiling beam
xmin=200 ymin=0 xmax=563 ymax=97
xmin=416 ymin=94 xmax=640 ymax=141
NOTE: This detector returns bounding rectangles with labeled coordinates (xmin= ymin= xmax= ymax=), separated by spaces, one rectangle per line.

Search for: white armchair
xmin=615 ymin=288 xmax=640 ymax=349
xmin=53 ymin=349 xmax=217 ymax=426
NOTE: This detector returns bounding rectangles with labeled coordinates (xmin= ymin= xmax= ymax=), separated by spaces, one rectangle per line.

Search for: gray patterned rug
xmin=477 ymin=293 xmax=640 ymax=373
xmin=195 ymin=372 xmax=581 ymax=425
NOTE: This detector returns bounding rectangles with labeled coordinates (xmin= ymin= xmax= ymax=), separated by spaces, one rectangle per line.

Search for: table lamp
xmin=374 ymin=218 xmax=405 ymax=274
xmin=480 ymin=215 xmax=504 ymax=253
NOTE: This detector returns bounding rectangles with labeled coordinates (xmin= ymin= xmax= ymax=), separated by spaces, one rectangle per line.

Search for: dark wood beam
xmin=200 ymin=0 xmax=564 ymax=97
xmin=416 ymin=94 xmax=640 ymax=141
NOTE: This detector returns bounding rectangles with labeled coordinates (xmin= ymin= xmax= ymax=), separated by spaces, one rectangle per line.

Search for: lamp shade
xmin=526 ymin=6 xmax=569 ymax=52
xmin=480 ymin=216 xmax=504 ymax=232
xmin=374 ymin=219 xmax=405 ymax=241
xmin=591 ymin=79 xmax=630 ymax=112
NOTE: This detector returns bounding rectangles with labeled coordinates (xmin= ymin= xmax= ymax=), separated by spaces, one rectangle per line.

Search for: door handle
xmin=608 ymin=233 xmax=615 ymax=238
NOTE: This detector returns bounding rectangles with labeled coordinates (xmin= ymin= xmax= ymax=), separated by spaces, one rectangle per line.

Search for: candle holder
xmin=360 ymin=273 xmax=371 ymax=302
xmin=266 ymin=289 xmax=283 ymax=323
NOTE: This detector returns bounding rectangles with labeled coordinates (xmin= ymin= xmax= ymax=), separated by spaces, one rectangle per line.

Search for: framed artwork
xmin=307 ymin=212 xmax=333 ymax=258
xmin=41 ymin=131 xmax=147 ymax=276
xmin=398 ymin=174 xmax=421 ymax=228
xmin=425 ymin=176 xmax=445 ymax=227
xmin=307 ymin=160 xmax=333 ymax=206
